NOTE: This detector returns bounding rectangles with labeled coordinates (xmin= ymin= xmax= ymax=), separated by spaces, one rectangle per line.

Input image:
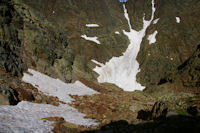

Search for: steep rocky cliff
xmin=1 ymin=0 xmax=199 ymax=90
xmin=137 ymin=0 xmax=200 ymax=88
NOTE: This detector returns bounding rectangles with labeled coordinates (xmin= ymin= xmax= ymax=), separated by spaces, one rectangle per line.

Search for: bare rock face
xmin=0 ymin=0 xmax=26 ymax=77
xmin=137 ymin=101 xmax=168 ymax=121
xmin=137 ymin=0 xmax=200 ymax=88
xmin=150 ymin=101 xmax=168 ymax=120
xmin=0 ymin=84 xmax=19 ymax=105
xmin=176 ymin=44 xmax=200 ymax=88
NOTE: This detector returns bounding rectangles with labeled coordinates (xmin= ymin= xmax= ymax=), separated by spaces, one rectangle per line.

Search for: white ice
xmin=86 ymin=24 xmax=99 ymax=27
xmin=81 ymin=34 xmax=101 ymax=44
xmin=148 ymin=30 xmax=158 ymax=44
xmin=115 ymin=31 xmax=120 ymax=34
xmin=153 ymin=18 xmax=159 ymax=24
xmin=0 ymin=101 xmax=99 ymax=133
xmin=22 ymin=69 xmax=99 ymax=103
xmin=176 ymin=17 xmax=180 ymax=23
xmin=92 ymin=0 xmax=156 ymax=91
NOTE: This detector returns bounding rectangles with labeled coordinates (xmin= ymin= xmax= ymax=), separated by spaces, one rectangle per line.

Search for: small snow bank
xmin=148 ymin=30 xmax=158 ymax=44
xmin=92 ymin=0 xmax=156 ymax=91
xmin=86 ymin=24 xmax=99 ymax=27
xmin=22 ymin=69 xmax=99 ymax=103
xmin=0 ymin=101 xmax=99 ymax=133
xmin=115 ymin=31 xmax=120 ymax=34
xmin=176 ymin=17 xmax=180 ymax=23
xmin=81 ymin=34 xmax=100 ymax=44
xmin=153 ymin=18 xmax=159 ymax=24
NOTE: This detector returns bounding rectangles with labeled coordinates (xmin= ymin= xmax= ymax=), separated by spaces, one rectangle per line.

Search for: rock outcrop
xmin=137 ymin=101 xmax=168 ymax=120
xmin=137 ymin=0 xmax=200 ymax=87
xmin=0 ymin=83 xmax=19 ymax=105
xmin=176 ymin=44 xmax=200 ymax=88
xmin=0 ymin=0 xmax=26 ymax=77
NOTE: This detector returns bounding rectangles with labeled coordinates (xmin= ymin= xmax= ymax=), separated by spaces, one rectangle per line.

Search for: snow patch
xmin=176 ymin=17 xmax=180 ymax=23
xmin=148 ymin=30 xmax=158 ymax=44
xmin=0 ymin=69 xmax=99 ymax=132
xmin=81 ymin=34 xmax=100 ymax=44
xmin=153 ymin=18 xmax=159 ymax=24
xmin=115 ymin=31 xmax=120 ymax=34
xmin=91 ymin=59 xmax=104 ymax=67
xmin=0 ymin=101 xmax=99 ymax=133
xmin=92 ymin=0 xmax=156 ymax=91
xmin=86 ymin=24 xmax=99 ymax=27
xmin=22 ymin=69 xmax=99 ymax=103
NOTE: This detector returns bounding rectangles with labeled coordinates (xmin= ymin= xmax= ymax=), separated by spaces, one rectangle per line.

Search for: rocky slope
xmin=0 ymin=0 xmax=200 ymax=132
xmin=1 ymin=0 xmax=199 ymax=89
xmin=1 ymin=0 xmax=200 ymax=89
xmin=137 ymin=0 xmax=200 ymax=88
